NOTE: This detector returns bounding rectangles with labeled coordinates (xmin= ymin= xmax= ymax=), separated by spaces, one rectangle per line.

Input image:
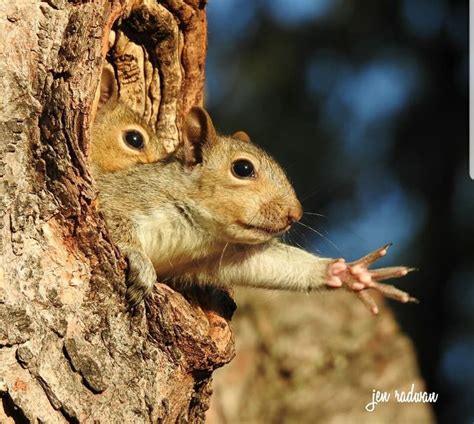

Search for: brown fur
xmin=90 ymin=66 xmax=168 ymax=173
xmin=92 ymin=105 xmax=416 ymax=313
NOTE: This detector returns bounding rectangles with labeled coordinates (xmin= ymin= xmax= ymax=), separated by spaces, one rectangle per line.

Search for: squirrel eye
xmin=123 ymin=130 xmax=145 ymax=150
xmin=231 ymin=159 xmax=255 ymax=179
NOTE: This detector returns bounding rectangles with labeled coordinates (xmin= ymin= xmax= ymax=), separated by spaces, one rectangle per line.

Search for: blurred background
xmin=205 ymin=0 xmax=470 ymax=423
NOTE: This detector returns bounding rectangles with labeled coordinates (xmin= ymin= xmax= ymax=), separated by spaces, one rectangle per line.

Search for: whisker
xmin=218 ymin=242 xmax=229 ymax=274
xmin=288 ymin=226 xmax=309 ymax=248
xmin=286 ymin=232 xmax=305 ymax=250
xmin=301 ymin=213 xmax=365 ymax=243
xmin=300 ymin=186 xmax=323 ymax=202
xmin=303 ymin=212 xmax=326 ymax=218
xmin=295 ymin=221 xmax=342 ymax=255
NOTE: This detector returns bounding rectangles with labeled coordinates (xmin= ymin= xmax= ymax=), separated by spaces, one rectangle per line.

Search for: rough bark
xmin=208 ymin=290 xmax=435 ymax=424
xmin=0 ymin=0 xmax=234 ymax=422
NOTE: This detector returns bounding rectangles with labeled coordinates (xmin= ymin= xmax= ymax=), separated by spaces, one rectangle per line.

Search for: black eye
xmin=123 ymin=130 xmax=145 ymax=150
xmin=232 ymin=159 xmax=255 ymax=179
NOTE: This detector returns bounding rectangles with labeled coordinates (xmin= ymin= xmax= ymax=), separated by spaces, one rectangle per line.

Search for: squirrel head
xmin=90 ymin=66 xmax=167 ymax=173
xmin=183 ymin=107 xmax=303 ymax=244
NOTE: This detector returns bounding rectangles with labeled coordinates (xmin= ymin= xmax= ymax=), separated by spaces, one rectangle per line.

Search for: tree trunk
xmin=0 ymin=1 xmax=433 ymax=423
xmin=208 ymin=290 xmax=435 ymax=423
xmin=0 ymin=1 xmax=234 ymax=422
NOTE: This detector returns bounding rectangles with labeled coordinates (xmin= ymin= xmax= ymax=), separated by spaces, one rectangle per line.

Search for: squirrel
xmin=91 ymin=96 xmax=418 ymax=313
xmin=90 ymin=65 xmax=168 ymax=173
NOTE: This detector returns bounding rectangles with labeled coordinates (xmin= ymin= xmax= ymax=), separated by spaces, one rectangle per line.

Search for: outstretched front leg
xmin=173 ymin=241 xmax=417 ymax=317
xmin=326 ymin=244 xmax=418 ymax=315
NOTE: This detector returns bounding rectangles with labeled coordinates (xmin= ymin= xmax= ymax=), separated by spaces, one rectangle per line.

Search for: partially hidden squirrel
xmin=91 ymin=90 xmax=417 ymax=313
xmin=90 ymin=66 xmax=168 ymax=173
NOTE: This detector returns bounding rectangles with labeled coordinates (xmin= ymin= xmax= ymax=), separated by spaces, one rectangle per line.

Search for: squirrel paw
xmin=124 ymin=250 xmax=157 ymax=309
xmin=326 ymin=243 xmax=418 ymax=315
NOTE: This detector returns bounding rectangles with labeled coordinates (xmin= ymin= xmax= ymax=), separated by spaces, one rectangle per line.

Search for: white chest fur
xmin=133 ymin=208 xmax=216 ymax=276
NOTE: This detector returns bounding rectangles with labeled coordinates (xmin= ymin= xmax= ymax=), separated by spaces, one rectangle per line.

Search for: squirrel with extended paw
xmin=90 ymin=78 xmax=417 ymax=313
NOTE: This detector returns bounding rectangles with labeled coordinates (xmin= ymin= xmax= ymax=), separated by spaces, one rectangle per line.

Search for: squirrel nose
xmin=287 ymin=202 xmax=303 ymax=225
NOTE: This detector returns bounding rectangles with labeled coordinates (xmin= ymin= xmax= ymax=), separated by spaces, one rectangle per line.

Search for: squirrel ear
xmin=98 ymin=65 xmax=117 ymax=110
xmin=232 ymin=130 xmax=251 ymax=143
xmin=183 ymin=106 xmax=217 ymax=164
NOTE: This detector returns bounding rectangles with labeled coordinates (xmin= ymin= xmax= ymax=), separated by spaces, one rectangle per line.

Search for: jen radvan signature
xmin=365 ymin=384 xmax=439 ymax=412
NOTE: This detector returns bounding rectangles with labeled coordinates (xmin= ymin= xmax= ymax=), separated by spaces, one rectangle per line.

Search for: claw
xmin=371 ymin=282 xmax=418 ymax=303
xmin=325 ymin=244 xmax=418 ymax=314
xmin=351 ymin=243 xmax=392 ymax=268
